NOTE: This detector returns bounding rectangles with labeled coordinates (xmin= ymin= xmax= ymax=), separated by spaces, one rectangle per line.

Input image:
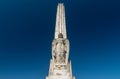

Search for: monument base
xmin=46 ymin=59 xmax=75 ymax=79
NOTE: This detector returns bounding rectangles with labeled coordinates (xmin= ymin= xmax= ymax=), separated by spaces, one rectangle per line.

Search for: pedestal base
xmin=46 ymin=59 xmax=75 ymax=79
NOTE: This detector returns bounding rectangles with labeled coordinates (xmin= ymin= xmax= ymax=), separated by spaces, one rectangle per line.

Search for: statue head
xmin=58 ymin=33 xmax=63 ymax=38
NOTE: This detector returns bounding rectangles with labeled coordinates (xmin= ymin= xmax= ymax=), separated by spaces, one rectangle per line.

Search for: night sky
xmin=0 ymin=0 xmax=120 ymax=79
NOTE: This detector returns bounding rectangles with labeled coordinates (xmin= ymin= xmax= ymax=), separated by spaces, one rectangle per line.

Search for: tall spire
xmin=55 ymin=3 xmax=67 ymax=39
xmin=46 ymin=3 xmax=75 ymax=79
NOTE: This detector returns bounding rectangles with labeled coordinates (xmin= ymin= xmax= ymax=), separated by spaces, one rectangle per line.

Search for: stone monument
xmin=46 ymin=3 xmax=75 ymax=79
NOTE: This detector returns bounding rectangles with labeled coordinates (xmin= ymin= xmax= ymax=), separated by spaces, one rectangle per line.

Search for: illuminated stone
xmin=46 ymin=3 xmax=75 ymax=79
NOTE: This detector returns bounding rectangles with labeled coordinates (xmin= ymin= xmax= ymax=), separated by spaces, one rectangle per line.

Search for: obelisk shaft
xmin=55 ymin=3 xmax=67 ymax=39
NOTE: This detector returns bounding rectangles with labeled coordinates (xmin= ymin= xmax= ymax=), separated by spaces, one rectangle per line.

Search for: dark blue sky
xmin=0 ymin=0 xmax=120 ymax=79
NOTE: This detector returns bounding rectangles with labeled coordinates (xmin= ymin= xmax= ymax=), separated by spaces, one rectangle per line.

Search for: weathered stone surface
xmin=46 ymin=3 xmax=75 ymax=79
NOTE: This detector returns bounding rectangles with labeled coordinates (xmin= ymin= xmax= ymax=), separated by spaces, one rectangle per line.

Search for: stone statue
xmin=52 ymin=33 xmax=69 ymax=65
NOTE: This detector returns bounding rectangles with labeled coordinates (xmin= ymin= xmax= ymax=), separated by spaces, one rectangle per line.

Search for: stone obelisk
xmin=46 ymin=3 xmax=75 ymax=79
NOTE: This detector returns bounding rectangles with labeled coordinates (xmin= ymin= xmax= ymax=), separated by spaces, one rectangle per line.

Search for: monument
xmin=46 ymin=3 xmax=75 ymax=79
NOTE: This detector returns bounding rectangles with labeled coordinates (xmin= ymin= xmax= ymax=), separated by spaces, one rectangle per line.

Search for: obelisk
xmin=46 ymin=3 xmax=75 ymax=79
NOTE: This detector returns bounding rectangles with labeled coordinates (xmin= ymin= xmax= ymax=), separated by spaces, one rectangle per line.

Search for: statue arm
xmin=64 ymin=39 xmax=70 ymax=64
xmin=52 ymin=39 xmax=57 ymax=60
xmin=65 ymin=39 xmax=70 ymax=54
